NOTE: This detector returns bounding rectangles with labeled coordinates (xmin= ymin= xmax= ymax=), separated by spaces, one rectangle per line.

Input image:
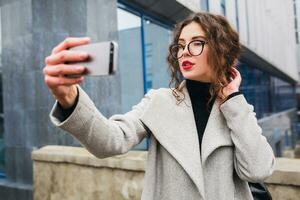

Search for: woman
xmin=43 ymin=12 xmax=275 ymax=200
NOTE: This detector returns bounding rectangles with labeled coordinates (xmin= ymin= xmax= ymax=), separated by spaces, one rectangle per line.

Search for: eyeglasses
xmin=170 ymin=40 xmax=207 ymax=59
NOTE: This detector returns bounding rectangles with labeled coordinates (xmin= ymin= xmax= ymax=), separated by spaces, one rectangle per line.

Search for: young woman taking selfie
xmin=43 ymin=12 xmax=275 ymax=200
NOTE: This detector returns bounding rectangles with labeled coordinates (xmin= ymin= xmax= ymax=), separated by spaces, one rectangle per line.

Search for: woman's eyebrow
xmin=178 ymin=35 xmax=206 ymax=41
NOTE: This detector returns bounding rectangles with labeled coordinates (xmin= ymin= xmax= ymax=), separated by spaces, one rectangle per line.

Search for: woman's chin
xmin=182 ymin=73 xmax=211 ymax=82
xmin=181 ymin=72 xmax=199 ymax=80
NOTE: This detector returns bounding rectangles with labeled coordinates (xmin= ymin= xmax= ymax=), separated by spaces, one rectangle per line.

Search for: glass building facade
xmin=239 ymin=61 xmax=297 ymax=119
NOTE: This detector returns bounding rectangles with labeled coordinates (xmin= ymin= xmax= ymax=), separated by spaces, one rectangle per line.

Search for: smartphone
xmin=67 ymin=41 xmax=118 ymax=77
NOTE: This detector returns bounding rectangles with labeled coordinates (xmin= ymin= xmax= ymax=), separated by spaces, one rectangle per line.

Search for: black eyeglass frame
xmin=170 ymin=40 xmax=207 ymax=59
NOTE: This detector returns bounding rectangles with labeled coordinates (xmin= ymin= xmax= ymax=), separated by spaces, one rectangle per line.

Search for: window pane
xmin=0 ymin=116 xmax=4 ymax=172
xmin=143 ymin=19 xmax=172 ymax=91
xmin=271 ymin=77 xmax=296 ymax=112
xmin=238 ymin=61 xmax=296 ymax=118
xmin=0 ymin=74 xmax=3 ymax=172
xmin=117 ymin=8 xmax=146 ymax=150
xmin=117 ymin=8 xmax=144 ymax=113
xmin=201 ymin=0 xmax=209 ymax=11
xmin=239 ymin=62 xmax=272 ymax=119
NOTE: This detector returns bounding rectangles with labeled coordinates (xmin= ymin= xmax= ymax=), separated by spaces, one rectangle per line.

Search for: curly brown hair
xmin=167 ymin=12 xmax=241 ymax=105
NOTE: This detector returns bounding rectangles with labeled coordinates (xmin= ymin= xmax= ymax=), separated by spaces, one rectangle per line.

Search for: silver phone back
xmin=70 ymin=41 xmax=118 ymax=76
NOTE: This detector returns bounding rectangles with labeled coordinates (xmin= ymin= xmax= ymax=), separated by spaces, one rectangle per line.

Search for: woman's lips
xmin=182 ymin=65 xmax=193 ymax=70
xmin=182 ymin=61 xmax=195 ymax=70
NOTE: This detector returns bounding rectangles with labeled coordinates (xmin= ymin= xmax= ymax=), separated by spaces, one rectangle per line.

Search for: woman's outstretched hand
xmin=43 ymin=37 xmax=90 ymax=108
xmin=219 ymin=67 xmax=242 ymax=100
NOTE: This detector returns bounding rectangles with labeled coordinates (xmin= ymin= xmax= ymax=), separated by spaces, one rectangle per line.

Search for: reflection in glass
xmin=117 ymin=8 xmax=172 ymax=150
xmin=238 ymin=61 xmax=296 ymax=119
xmin=0 ymin=74 xmax=4 ymax=173
xmin=117 ymin=8 xmax=146 ymax=150
xmin=143 ymin=19 xmax=172 ymax=91
xmin=271 ymin=77 xmax=296 ymax=112
xmin=0 ymin=9 xmax=4 ymax=174
xmin=117 ymin=8 xmax=144 ymax=114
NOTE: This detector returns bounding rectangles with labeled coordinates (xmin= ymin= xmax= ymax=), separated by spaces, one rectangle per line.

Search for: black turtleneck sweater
xmin=186 ymin=79 xmax=242 ymax=153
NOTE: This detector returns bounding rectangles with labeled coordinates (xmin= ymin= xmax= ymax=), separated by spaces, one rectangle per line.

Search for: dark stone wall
xmin=0 ymin=0 xmax=119 ymax=199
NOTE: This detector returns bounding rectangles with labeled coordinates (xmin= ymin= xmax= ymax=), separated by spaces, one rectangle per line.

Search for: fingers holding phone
xmin=43 ymin=37 xmax=118 ymax=108
xmin=51 ymin=37 xmax=91 ymax=55
xmin=43 ymin=37 xmax=91 ymax=108
xmin=44 ymin=36 xmax=91 ymax=80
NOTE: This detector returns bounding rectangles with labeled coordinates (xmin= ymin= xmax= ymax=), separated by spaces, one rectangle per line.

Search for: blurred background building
xmin=0 ymin=0 xmax=299 ymax=199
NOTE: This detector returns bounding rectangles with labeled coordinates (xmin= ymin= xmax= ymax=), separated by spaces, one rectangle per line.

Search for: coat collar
xmin=140 ymin=80 xmax=232 ymax=198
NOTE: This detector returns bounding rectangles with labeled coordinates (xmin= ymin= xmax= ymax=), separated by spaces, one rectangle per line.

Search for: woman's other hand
xmin=219 ymin=67 xmax=242 ymax=99
xmin=43 ymin=37 xmax=90 ymax=108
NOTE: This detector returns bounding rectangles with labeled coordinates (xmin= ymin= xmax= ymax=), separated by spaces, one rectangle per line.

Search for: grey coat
xmin=50 ymin=80 xmax=275 ymax=200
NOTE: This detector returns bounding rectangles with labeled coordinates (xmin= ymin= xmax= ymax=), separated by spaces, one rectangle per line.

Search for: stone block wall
xmin=32 ymin=146 xmax=300 ymax=200
xmin=32 ymin=146 xmax=146 ymax=200
xmin=265 ymin=158 xmax=300 ymax=200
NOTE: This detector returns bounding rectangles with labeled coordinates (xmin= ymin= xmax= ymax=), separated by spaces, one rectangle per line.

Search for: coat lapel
xmin=201 ymin=93 xmax=233 ymax=164
xmin=140 ymin=82 xmax=206 ymax=198
xmin=140 ymin=80 xmax=233 ymax=198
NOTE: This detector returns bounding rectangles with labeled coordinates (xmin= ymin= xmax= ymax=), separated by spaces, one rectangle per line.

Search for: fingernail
xmin=76 ymin=66 xmax=84 ymax=70
xmin=45 ymin=57 xmax=50 ymax=64
xmin=80 ymin=52 xmax=88 ymax=58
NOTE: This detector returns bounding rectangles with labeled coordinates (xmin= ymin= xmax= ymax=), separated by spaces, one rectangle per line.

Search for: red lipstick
xmin=182 ymin=60 xmax=195 ymax=70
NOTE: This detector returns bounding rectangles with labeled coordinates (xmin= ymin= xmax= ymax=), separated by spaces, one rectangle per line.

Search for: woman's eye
xmin=193 ymin=42 xmax=203 ymax=46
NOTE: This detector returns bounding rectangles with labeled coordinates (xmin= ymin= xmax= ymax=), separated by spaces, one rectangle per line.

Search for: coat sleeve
xmin=49 ymin=86 xmax=155 ymax=158
xmin=220 ymin=94 xmax=275 ymax=182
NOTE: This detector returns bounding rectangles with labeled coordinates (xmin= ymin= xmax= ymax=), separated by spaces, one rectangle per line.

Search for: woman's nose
xmin=181 ymin=45 xmax=191 ymax=57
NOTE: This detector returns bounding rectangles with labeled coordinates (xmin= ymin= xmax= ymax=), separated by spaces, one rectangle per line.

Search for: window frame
xmin=117 ymin=1 xmax=173 ymax=149
xmin=118 ymin=2 xmax=173 ymax=94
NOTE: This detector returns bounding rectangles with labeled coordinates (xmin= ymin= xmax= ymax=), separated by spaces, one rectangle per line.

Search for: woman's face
xmin=178 ymin=21 xmax=213 ymax=82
